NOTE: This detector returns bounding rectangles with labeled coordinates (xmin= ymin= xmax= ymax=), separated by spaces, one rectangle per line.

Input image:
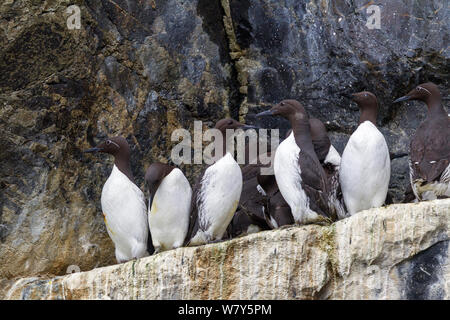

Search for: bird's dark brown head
xmin=351 ymin=91 xmax=378 ymax=110
xmin=214 ymin=118 xmax=256 ymax=134
xmin=212 ymin=118 xmax=257 ymax=161
xmin=350 ymin=91 xmax=379 ymax=125
xmin=84 ymin=136 xmax=134 ymax=181
xmin=393 ymin=82 xmax=441 ymax=106
xmin=145 ymin=162 xmax=175 ymax=208
xmin=256 ymin=99 xmax=308 ymax=123
xmin=84 ymin=136 xmax=130 ymax=157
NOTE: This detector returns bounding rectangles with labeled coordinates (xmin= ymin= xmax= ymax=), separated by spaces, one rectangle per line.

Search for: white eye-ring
xmin=106 ymin=140 xmax=120 ymax=148
xmin=417 ymin=86 xmax=431 ymax=95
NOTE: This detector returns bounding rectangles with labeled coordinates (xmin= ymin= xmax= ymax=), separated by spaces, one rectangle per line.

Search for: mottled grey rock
xmin=227 ymin=0 xmax=449 ymax=201
xmin=0 ymin=0 xmax=234 ymax=279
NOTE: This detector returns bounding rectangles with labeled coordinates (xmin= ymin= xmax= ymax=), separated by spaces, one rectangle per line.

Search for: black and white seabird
xmin=84 ymin=137 xmax=149 ymax=263
xmin=256 ymin=100 xmax=336 ymax=224
xmin=256 ymin=119 xmax=345 ymax=227
xmin=339 ymin=92 xmax=390 ymax=215
xmin=185 ymin=119 xmax=254 ymax=246
xmin=393 ymin=82 xmax=449 ymax=200
xmin=145 ymin=162 xmax=192 ymax=253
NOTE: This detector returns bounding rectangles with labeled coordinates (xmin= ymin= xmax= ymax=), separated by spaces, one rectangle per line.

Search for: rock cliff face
xmin=3 ymin=199 xmax=450 ymax=300
xmin=0 ymin=0 xmax=448 ymax=290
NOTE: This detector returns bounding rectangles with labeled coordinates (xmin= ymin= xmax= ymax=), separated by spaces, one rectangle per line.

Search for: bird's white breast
xmin=339 ymin=121 xmax=390 ymax=214
xmin=148 ymin=168 xmax=192 ymax=250
xmin=197 ymin=152 xmax=242 ymax=240
xmin=441 ymin=164 xmax=450 ymax=184
xmin=101 ymin=165 xmax=148 ymax=259
xmin=324 ymin=144 xmax=341 ymax=168
xmin=274 ymin=132 xmax=316 ymax=223
xmin=323 ymin=145 xmax=347 ymax=219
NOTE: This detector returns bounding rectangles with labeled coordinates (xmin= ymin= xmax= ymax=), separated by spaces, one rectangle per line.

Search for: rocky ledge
xmin=3 ymin=199 xmax=449 ymax=300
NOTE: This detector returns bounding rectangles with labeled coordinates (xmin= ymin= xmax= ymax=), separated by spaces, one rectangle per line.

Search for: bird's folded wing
xmin=411 ymin=127 xmax=450 ymax=183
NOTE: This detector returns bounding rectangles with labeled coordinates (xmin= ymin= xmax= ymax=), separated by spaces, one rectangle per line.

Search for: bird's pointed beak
xmin=341 ymin=93 xmax=354 ymax=99
xmin=390 ymin=152 xmax=408 ymax=160
xmin=255 ymin=110 xmax=274 ymax=117
xmin=393 ymin=95 xmax=411 ymax=103
xmin=83 ymin=147 xmax=102 ymax=153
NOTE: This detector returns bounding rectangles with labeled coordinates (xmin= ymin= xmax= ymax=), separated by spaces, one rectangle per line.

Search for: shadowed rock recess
xmin=3 ymin=200 xmax=450 ymax=300
xmin=0 ymin=0 xmax=448 ymax=299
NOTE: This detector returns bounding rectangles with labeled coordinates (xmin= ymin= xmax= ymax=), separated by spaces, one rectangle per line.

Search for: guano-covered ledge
xmin=3 ymin=199 xmax=450 ymax=300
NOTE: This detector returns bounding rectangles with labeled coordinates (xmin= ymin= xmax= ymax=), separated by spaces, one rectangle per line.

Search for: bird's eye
xmin=416 ymin=87 xmax=421 ymax=91
xmin=280 ymin=102 xmax=285 ymax=106
xmin=106 ymin=140 xmax=111 ymax=145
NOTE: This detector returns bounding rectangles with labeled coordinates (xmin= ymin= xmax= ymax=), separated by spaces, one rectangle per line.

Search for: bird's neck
xmin=358 ymin=103 xmax=378 ymax=126
xmin=426 ymin=96 xmax=446 ymax=117
xmin=291 ymin=119 xmax=315 ymax=154
xmin=114 ymin=154 xmax=134 ymax=182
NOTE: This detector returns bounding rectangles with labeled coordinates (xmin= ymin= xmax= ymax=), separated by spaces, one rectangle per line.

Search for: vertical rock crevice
xmin=217 ymin=0 xmax=248 ymax=121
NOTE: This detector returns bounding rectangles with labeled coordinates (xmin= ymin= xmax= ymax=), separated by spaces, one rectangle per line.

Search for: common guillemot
xmin=184 ymin=119 xmax=254 ymax=245
xmin=258 ymin=118 xmax=345 ymax=226
xmin=393 ymin=82 xmax=449 ymax=200
xmin=256 ymin=100 xmax=336 ymax=224
xmin=145 ymin=162 xmax=192 ymax=253
xmin=339 ymin=92 xmax=390 ymax=215
xmin=84 ymin=136 xmax=149 ymax=263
